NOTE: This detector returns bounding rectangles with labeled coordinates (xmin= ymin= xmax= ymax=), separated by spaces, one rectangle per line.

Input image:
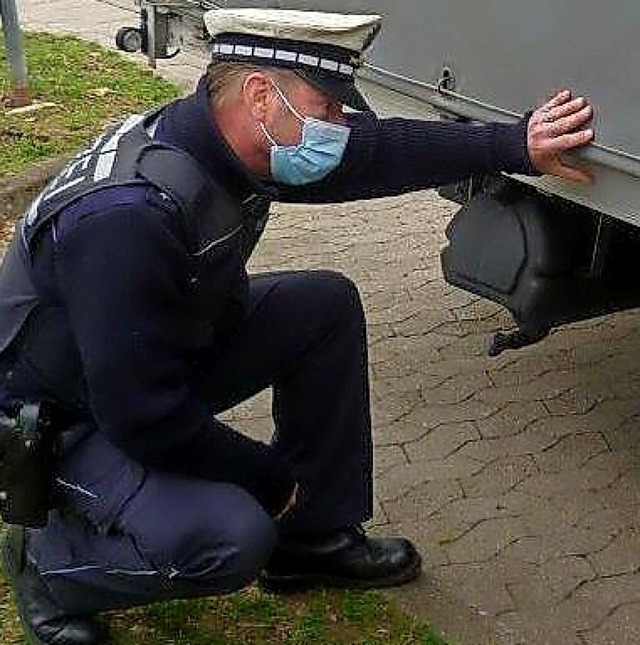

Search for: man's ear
xmin=243 ymin=72 xmax=275 ymax=121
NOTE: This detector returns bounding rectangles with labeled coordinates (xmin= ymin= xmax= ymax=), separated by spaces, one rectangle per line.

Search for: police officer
xmin=0 ymin=8 xmax=594 ymax=645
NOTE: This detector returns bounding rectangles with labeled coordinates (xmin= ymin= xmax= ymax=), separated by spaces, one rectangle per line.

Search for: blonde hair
xmin=205 ymin=59 xmax=296 ymax=109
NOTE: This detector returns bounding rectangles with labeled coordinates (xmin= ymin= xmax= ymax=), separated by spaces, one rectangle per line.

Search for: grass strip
xmin=0 ymin=547 xmax=450 ymax=644
xmin=1 ymin=31 xmax=180 ymax=177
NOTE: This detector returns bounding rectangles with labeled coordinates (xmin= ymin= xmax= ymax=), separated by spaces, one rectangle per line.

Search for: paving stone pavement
xmin=10 ymin=2 xmax=640 ymax=643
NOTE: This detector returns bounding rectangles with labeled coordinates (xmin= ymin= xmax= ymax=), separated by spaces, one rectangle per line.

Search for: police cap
xmin=203 ymin=8 xmax=382 ymax=111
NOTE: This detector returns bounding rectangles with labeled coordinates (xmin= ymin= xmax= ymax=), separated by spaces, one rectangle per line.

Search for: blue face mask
xmin=260 ymin=83 xmax=350 ymax=186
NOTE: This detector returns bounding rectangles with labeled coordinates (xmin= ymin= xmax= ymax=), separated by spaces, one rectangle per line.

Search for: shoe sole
xmin=258 ymin=551 xmax=422 ymax=594
xmin=1 ymin=527 xmax=48 ymax=645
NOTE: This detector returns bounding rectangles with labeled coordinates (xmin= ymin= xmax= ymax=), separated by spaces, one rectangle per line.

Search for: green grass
xmin=108 ymin=586 xmax=449 ymax=645
xmin=1 ymin=553 xmax=449 ymax=645
xmin=0 ymin=31 xmax=181 ymax=177
xmin=0 ymin=31 xmax=451 ymax=645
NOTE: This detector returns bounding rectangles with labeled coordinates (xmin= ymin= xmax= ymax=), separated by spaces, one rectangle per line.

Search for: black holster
xmin=0 ymin=403 xmax=55 ymax=527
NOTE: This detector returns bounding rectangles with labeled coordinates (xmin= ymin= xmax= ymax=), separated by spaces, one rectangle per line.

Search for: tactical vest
xmin=0 ymin=111 xmax=261 ymax=395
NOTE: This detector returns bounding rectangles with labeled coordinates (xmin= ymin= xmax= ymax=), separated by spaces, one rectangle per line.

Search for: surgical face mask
xmin=259 ymin=82 xmax=350 ymax=186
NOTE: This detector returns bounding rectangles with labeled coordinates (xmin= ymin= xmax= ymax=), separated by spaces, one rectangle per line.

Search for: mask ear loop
xmin=240 ymin=73 xmax=284 ymax=147
xmin=259 ymin=79 xmax=307 ymax=148
xmin=259 ymin=121 xmax=278 ymax=146
xmin=269 ymin=80 xmax=306 ymax=123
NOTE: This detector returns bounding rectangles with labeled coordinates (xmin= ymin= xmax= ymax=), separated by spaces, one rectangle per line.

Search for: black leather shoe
xmin=260 ymin=525 xmax=422 ymax=592
xmin=1 ymin=526 xmax=110 ymax=645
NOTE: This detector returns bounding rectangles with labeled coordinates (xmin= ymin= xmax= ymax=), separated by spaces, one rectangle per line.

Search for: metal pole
xmin=1 ymin=0 xmax=31 ymax=107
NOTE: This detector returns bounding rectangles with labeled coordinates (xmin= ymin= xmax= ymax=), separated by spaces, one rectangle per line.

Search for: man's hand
xmin=527 ymin=90 xmax=595 ymax=184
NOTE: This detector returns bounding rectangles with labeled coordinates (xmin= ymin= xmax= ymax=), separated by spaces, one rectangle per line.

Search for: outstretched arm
xmin=277 ymin=89 xmax=594 ymax=204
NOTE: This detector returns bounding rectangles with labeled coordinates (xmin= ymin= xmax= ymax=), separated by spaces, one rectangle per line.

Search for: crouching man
xmin=0 ymin=8 xmax=593 ymax=645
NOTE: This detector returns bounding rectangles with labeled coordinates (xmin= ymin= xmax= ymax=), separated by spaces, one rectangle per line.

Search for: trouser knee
xmin=153 ymin=488 xmax=278 ymax=594
xmin=202 ymin=507 xmax=278 ymax=592
xmin=314 ymin=270 xmax=366 ymax=330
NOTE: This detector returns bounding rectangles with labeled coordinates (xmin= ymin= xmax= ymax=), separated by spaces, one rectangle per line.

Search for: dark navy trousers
xmin=27 ymin=269 xmax=373 ymax=614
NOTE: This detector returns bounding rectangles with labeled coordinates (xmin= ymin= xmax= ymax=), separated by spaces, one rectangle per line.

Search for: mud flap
xmin=441 ymin=187 xmax=640 ymax=355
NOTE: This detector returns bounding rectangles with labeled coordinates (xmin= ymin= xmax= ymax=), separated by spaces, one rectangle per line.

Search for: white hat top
xmin=204 ymin=8 xmax=382 ymax=53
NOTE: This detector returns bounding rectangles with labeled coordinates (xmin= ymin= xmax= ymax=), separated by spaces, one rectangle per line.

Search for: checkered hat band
xmin=212 ymin=41 xmax=355 ymax=78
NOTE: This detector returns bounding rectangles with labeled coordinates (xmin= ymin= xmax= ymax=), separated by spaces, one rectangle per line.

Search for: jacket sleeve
xmin=53 ymin=202 xmax=295 ymax=516
xmin=277 ymin=111 xmax=538 ymax=204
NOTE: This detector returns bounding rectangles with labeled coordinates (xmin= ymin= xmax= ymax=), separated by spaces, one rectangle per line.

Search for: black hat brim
xmin=294 ymin=69 xmax=371 ymax=112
